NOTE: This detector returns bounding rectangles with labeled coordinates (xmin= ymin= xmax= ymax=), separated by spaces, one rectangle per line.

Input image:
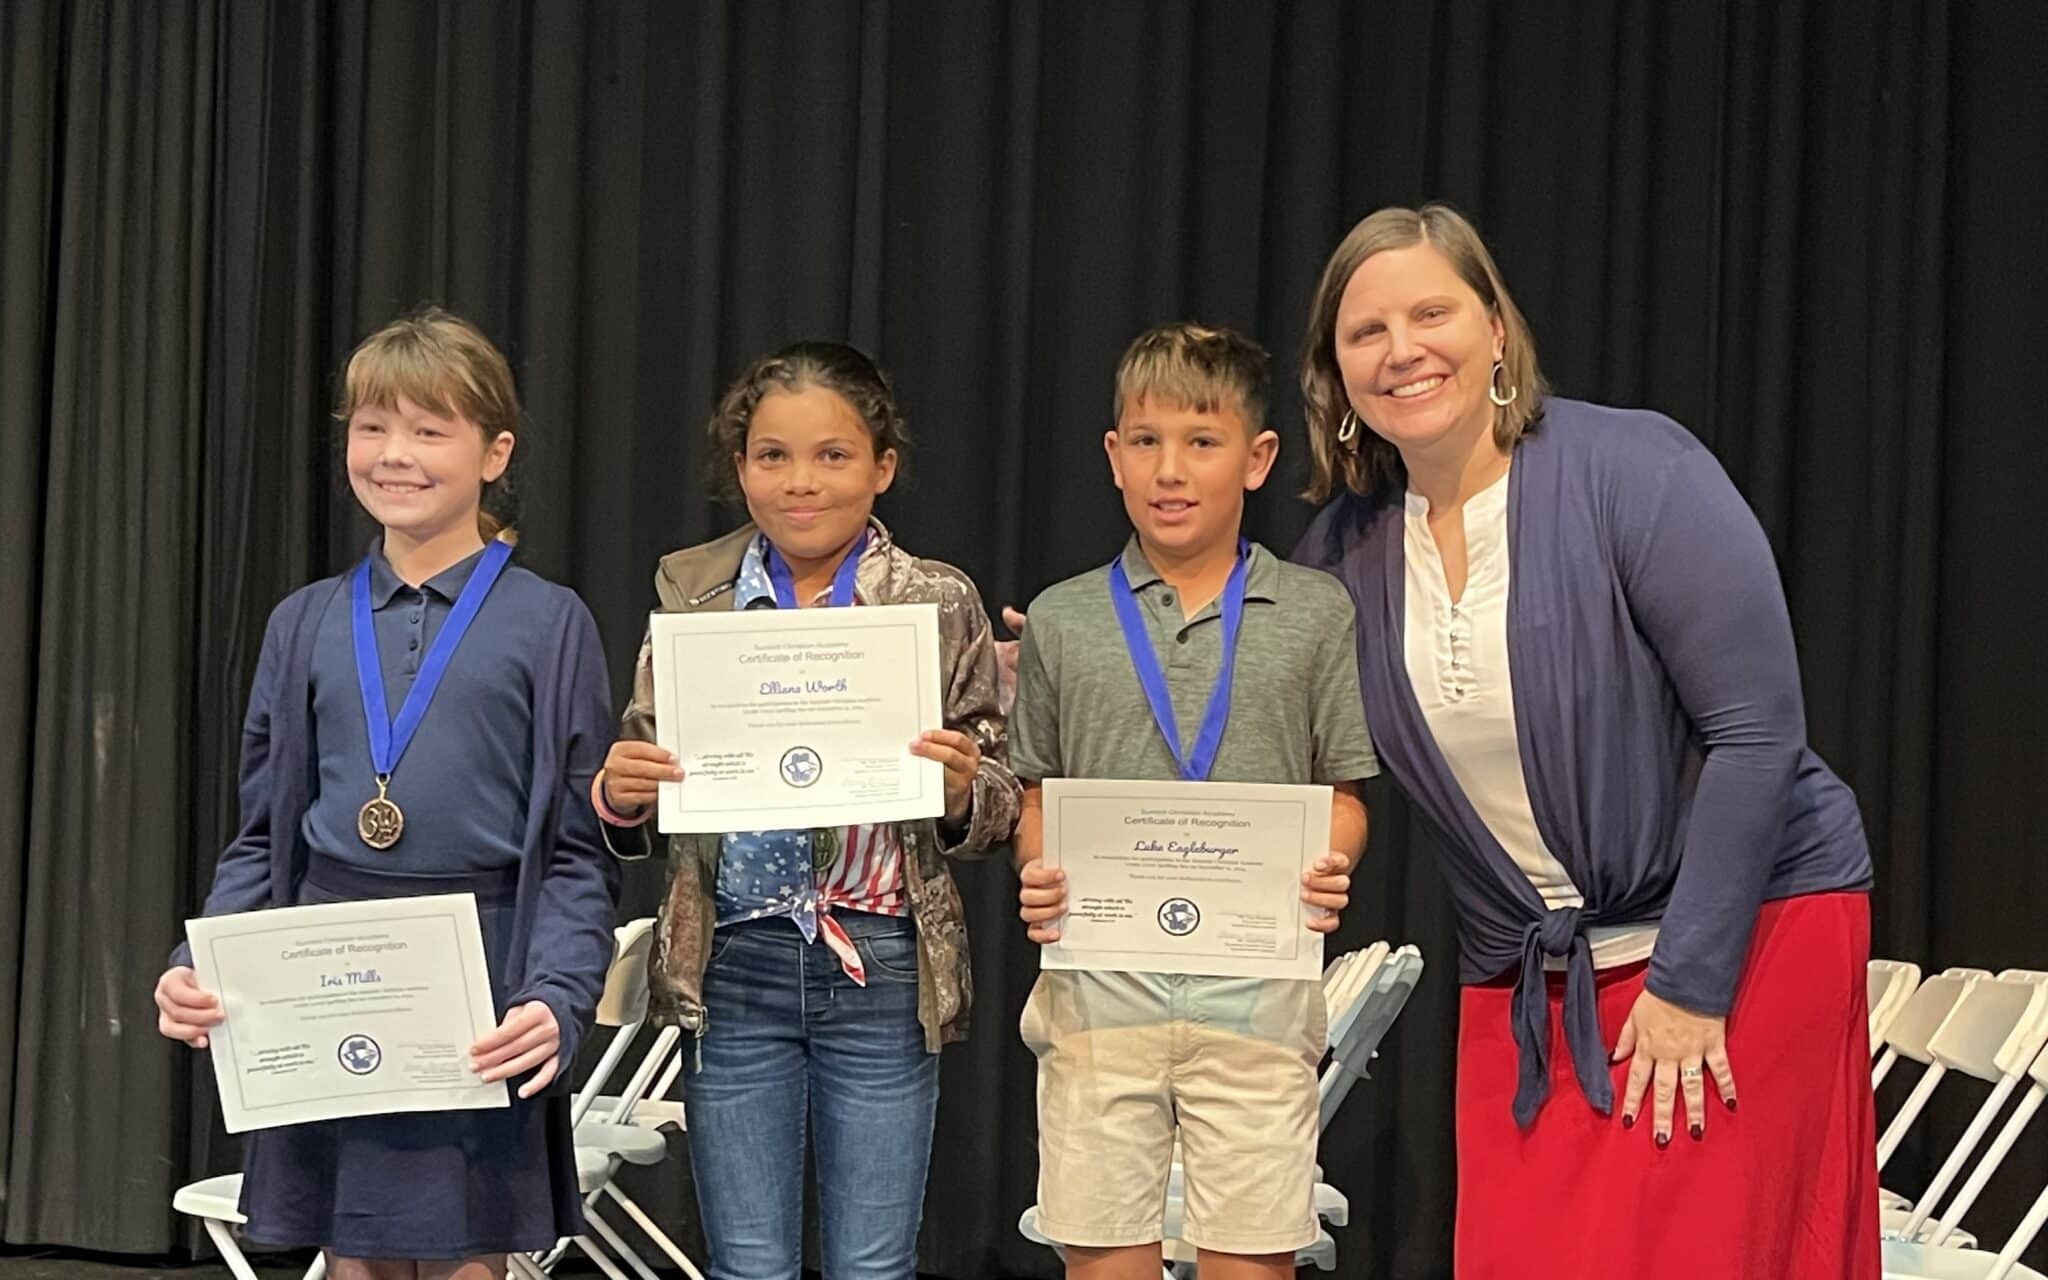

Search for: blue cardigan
xmin=172 ymin=567 xmax=622 ymax=1078
xmin=1297 ymin=399 xmax=1871 ymax=1125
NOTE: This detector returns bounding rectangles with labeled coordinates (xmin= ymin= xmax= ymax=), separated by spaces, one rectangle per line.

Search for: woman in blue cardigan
xmin=1292 ymin=205 xmax=1879 ymax=1278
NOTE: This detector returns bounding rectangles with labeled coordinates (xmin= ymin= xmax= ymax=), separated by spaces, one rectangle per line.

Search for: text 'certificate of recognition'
xmin=650 ymin=603 xmax=945 ymax=833
xmin=1039 ymin=778 xmax=1331 ymax=981
xmin=186 ymin=894 xmax=506 ymax=1133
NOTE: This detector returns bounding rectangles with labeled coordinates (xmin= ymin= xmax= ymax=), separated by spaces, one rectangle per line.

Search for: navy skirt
xmin=237 ymin=858 xmax=585 ymax=1259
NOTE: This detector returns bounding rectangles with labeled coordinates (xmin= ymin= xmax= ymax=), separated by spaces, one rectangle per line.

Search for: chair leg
xmin=582 ymin=1205 xmax=664 ymax=1280
xmin=600 ymin=1183 xmax=708 ymax=1280
xmin=506 ymin=1251 xmax=549 ymax=1280
xmin=539 ymin=1239 xmax=573 ymax=1269
xmin=201 ymin=1219 xmax=263 ymax=1280
xmin=569 ymin=1233 xmax=634 ymax=1280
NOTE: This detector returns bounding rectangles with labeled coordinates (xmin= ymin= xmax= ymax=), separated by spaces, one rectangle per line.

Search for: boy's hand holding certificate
xmin=185 ymin=894 xmax=507 ymax=1133
xmin=1039 ymin=777 xmax=1331 ymax=980
xmin=648 ymin=603 xmax=946 ymax=833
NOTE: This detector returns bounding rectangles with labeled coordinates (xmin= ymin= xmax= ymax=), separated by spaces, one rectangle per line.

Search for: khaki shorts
xmin=1021 ymin=970 xmax=1325 ymax=1255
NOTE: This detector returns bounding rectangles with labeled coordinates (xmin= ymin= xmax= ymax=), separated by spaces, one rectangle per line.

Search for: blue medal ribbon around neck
xmin=1106 ymin=540 xmax=1249 ymax=781
xmin=765 ymin=529 xmax=868 ymax=610
xmin=351 ymin=539 xmax=514 ymax=782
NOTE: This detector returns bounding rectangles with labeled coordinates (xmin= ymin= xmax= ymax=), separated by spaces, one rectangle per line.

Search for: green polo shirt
xmin=1010 ymin=534 xmax=1378 ymax=1041
xmin=1011 ymin=537 xmax=1376 ymax=788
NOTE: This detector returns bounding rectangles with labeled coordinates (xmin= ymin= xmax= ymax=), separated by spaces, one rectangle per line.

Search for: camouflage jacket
xmin=604 ymin=519 xmax=1020 ymax=1050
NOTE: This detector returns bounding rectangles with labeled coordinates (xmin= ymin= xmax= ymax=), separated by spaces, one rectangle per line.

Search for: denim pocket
xmin=855 ymin=929 xmax=920 ymax=984
xmin=705 ymin=928 xmax=739 ymax=969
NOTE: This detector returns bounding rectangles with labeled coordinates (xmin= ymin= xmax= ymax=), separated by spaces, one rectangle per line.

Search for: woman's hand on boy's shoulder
xmin=996 ymin=606 xmax=1027 ymax=713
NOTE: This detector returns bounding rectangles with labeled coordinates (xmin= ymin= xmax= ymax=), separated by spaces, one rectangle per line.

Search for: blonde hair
xmin=1113 ymin=322 xmax=1270 ymax=431
xmin=335 ymin=306 xmax=522 ymax=541
xmin=1299 ymin=203 xmax=1547 ymax=502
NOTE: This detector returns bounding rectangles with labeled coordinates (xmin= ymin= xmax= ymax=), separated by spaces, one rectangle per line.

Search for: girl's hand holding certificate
xmin=600 ymin=739 xmax=686 ymax=819
xmin=911 ymin=728 xmax=981 ymax=826
xmin=155 ymin=965 xmax=224 ymax=1048
xmin=471 ymin=1000 xmax=563 ymax=1098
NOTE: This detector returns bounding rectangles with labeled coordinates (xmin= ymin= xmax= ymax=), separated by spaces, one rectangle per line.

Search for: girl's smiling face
xmin=346 ymin=395 xmax=512 ymax=546
xmin=735 ymin=385 xmax=897 ymax=568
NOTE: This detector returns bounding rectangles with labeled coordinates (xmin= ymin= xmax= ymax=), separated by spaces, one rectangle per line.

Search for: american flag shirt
xmin=711 ymin=531 xmax=909 ymax=984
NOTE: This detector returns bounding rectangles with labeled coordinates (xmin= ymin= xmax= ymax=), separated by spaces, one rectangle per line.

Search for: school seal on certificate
xmin=780 ymin=746 xmax=823 ymax=788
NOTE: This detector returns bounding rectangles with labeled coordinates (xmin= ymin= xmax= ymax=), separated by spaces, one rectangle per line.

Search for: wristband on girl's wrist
xmin=590 ymin=768 xmax=651 ymax=828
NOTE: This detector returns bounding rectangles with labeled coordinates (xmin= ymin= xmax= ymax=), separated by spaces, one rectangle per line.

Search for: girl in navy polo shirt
xmin=155 ymin=308 xmax=619 ymax=1279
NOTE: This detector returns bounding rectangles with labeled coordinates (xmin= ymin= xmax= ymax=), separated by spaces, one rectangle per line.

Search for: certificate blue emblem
xmin=780 ymin=746 xmax=823 ymax=788
xmin=337 ymin=1034 xmax=383 ymax=1076
xmin=1157 ymin=897 xmax=1201 ymax=937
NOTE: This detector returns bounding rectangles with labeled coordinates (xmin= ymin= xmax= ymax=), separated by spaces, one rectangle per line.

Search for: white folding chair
xmin=1309 ymin=945 xmax=1426 ymax=1228
xmin=171 ymin=1176 xmax=327 ymax=1280
xmin=1879 ymin=969 xmax=1993 ymax=1158
xmin=1874 ymin=968 xmax=1992 ymax=1212
xmin=1873 ymin=960 xmax=1926 ymax=1056
xmin=1882 ymin=976 xmax=2048 ymax=1246
xmin=517 ymin=917 xmax=706 ymax=1280
xmin=1880 ymin=1040 xmax=2048 ymax=1279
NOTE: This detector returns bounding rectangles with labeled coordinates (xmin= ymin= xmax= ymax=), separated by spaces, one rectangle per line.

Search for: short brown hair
xmin=1114 ymin=322 xmax=1270 ymax=431
xmin=1299 ymin=203 xmax=1547 ymax=502
xmin=335 ymin=306 xmax=522 ymax=541
xmin=706 ymin=341 xmax=911 ymax=506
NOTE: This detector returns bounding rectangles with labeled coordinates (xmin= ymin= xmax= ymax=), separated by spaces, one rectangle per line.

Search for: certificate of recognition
xmin=1038 ymin=778 xmax=1331 ymax=981
xmin=186 ymin=894 xmax=507 ymax=1133
xmin=649 ymin=603 xmax=946 ymax=833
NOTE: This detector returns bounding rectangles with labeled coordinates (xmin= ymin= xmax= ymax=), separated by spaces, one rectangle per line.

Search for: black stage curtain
xmin=3 ymin=2 xmax=2044 ymax=1275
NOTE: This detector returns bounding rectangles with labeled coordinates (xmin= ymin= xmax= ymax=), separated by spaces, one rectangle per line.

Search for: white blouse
xmin=1402 ymin=469 xmax=1658 ymax=971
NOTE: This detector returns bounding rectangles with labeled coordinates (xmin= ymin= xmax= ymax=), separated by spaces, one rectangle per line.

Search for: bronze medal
xmin=357 ymin=775 xmax=404 ymax=850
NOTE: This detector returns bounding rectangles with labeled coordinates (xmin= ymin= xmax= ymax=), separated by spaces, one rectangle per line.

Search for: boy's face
xmin=1104 ymin=393 xmax=1279 ymax=562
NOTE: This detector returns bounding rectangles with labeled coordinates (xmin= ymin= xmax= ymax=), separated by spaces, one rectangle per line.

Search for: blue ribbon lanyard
xmin=351 ymin=539 xmax=514 ymax=783
xmin=761 ymin=529 xmax=867 ymax=870
xmin=1106 ymin=540 xmax=1249 ymax=782
xmin=765 ymin=529 xmax=868 ymax=610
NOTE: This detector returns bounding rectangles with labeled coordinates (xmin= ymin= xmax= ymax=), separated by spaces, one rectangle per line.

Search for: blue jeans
xmin=682 ymin=912 xmax=940 ymax=1280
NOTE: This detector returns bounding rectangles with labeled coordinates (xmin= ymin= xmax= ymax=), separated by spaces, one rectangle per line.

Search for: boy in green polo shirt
xmin=1010 ymin=323 xmax=1376 ymax=1277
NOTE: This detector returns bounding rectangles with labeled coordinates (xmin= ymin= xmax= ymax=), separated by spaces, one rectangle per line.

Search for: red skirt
xmin=1454 ymin=892 xmax=1881 ymax=1280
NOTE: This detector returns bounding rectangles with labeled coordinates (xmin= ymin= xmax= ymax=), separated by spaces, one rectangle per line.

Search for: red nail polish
xmin=1656 ymin=1133 xmax=1671 ymax=1150
xmin=1689 ymin=1123 xmax=1703 ymax=1141
xmin=1622 ymin=1114 xmax=1635 ymax=1130
xmin=1724 ymin=1097 xmax=1738 ymax=1112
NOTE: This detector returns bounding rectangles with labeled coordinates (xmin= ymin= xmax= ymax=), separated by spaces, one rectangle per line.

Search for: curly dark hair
xmin=706 ymin=341 xmax=911 ymax=505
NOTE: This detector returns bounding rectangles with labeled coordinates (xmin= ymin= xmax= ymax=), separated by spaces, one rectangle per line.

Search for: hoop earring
xmin=1488 ymin=360 xmax=1519 ymax=408
xmin=1337 ymin=410 xmax=1361 ymax=445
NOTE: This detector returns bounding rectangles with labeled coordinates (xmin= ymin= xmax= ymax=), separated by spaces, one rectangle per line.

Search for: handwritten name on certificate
xmin=649 ymin=603 xmax=945 ymax=833
xmin=185 ymin=894 xmax=507 ymax=1133
xmin=1039 ymin=778 xmax=1331 ymax=981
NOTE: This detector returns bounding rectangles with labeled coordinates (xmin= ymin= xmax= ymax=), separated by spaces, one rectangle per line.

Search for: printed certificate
xmin=649 ymin=603 xmax=945 ymax=833
xmin=1039 ymin=777 xmax=1331 ymax=980
xmin=186 ymin=894 xmax=506 ymax=1133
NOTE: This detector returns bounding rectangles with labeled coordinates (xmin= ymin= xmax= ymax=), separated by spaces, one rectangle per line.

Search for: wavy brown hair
xmin=706 ymin=341 xmax=911 ymax=506
xmin=1299 ymin=204 xmax=1547 ymax=502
